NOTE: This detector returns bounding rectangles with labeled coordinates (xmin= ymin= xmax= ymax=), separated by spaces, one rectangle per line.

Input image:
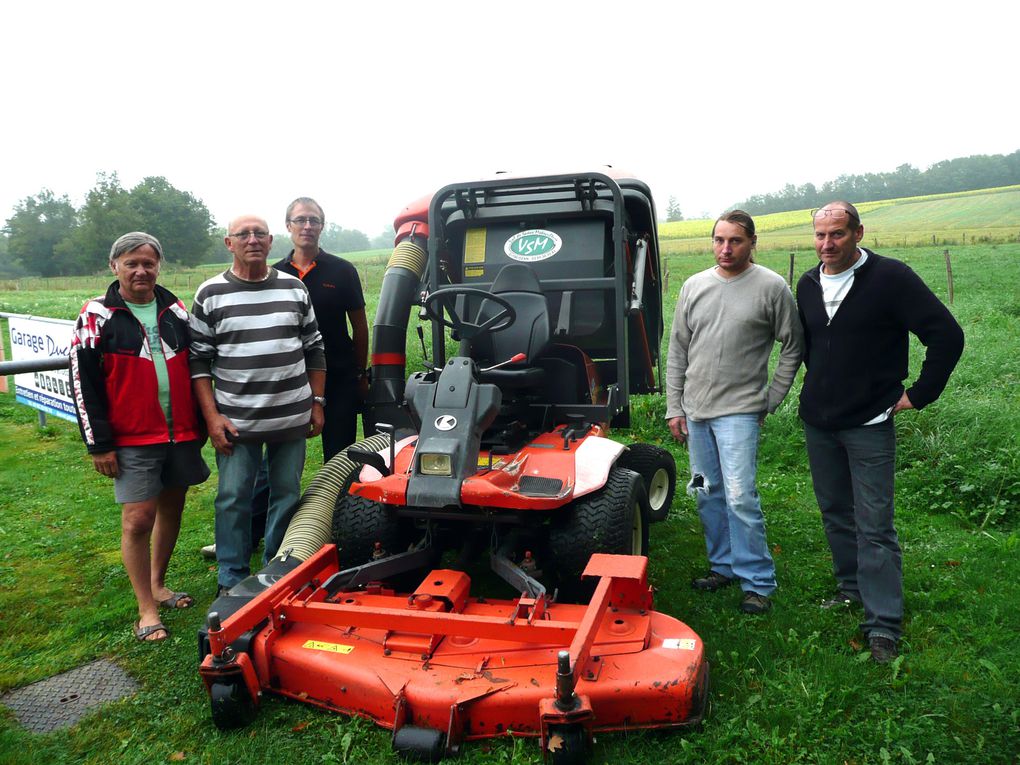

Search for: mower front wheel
xmin=548 ymin=467 xmax=649 ymax=601
xmin=545 ymin=724 xmax=590 ymax=765
xmin=392 ymin=725 xmax=446 ymax=762
xmin=618 ymin=443 xmax=677 ymax=522
xmin=331 ymin=493 xmax=412 ymax=570
xmin=209 ymin=677 xmax=257 ymax=730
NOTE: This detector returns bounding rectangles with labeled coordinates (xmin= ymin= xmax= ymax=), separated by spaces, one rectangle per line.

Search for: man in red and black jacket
xmin=70 ymin=231 xmax=209 ymax=643
xmin=71 ymin=282 xmax=202 ymax=451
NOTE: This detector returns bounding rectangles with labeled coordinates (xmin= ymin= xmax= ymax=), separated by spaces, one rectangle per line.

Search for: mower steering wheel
xmin=423 ymin=287 xmax=517 ymax=342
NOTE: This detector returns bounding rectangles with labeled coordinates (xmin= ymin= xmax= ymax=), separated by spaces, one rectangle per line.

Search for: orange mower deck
xmin=200 ymin=546 xmax=708 ymax=760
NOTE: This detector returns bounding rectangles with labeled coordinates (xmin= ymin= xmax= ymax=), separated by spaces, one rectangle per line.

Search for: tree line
xmin=7 ymin=150 xmax=1016 ymax=278
xmin=730 ymin=149 xmax=1020 ymax=215
xmin=0 ymin=173 xmax=386 ymax=278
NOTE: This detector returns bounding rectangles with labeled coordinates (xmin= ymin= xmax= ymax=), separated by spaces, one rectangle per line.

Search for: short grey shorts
xmin=113 ymin=441 xmax=211 ymax=504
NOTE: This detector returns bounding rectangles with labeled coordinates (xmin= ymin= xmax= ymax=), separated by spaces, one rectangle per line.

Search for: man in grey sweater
xmin=666 ymin=210 xmax=803 ymax=614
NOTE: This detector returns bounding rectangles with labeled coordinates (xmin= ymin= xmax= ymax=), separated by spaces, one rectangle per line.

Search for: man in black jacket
xmin=797 ymin=202 xmax=964 ymax=663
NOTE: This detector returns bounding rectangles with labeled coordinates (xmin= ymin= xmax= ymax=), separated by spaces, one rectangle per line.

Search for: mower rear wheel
xmin=548 ymin=467 xmax=649 ymax=601
xmin=618 ymin=443 xmax=676 ymax=522
xmin=331 ymin=493 xmax=412 ymax=570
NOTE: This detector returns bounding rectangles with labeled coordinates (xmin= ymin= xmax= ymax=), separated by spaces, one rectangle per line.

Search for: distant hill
xmin=729 ymin=149 xmax=1020 ymax=215
xmin=659 ymin=185 xmax=1020 ymax=253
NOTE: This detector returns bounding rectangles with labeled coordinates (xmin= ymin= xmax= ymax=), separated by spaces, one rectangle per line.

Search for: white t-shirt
xmin=820 ymin=250 xmax=868 ymax=320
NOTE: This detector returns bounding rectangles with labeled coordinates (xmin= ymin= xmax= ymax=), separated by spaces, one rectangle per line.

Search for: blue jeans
xmin=214 ymin=439 xmax=306 ymax=588
xmin=803 ymin=420 xmax=901 ymax=642
xmin=686 ymin=414 xmax=775 ymax=596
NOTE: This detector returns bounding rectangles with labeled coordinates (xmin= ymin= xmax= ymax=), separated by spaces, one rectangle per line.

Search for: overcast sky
xmin=2 ymin=1 xmax=1016 ymax=239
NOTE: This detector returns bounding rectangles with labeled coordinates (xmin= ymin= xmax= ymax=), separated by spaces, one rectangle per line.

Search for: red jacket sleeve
xmin=69 ymin=301 xmax=115 ymax=453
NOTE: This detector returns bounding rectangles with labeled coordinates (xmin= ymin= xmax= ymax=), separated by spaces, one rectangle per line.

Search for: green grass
xmin=1 ymin=246 xmax=1019 ymax=763
xmin=659 ymin=186 xmax=1020 ymax=255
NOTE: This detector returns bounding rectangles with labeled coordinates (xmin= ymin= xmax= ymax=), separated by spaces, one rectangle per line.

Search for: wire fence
xmin=0 ymin=271 xmax=218 ymax=293
xmin=660 ymin=228 xmax=1020 ymax=256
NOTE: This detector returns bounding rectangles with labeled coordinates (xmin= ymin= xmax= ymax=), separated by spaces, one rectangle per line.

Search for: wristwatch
xmin=312 ymin=395 xmax=327 ymax=407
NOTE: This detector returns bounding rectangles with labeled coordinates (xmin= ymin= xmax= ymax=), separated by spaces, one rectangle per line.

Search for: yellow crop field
xmin=658 ymin=184 xmax=1020 ymax=247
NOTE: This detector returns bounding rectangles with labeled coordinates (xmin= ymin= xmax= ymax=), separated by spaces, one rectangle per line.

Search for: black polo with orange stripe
xmin=275 ymin=249 xmax=365 ymax=381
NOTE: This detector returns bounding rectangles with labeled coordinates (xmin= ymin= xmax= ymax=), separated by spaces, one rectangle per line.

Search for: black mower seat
xmin=476 ymin=263 xmax=551 ymax=388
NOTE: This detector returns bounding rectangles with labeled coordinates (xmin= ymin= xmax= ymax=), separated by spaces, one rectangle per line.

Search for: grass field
xmin=0 ymin=240 xmax=1018 ymax=763
xmin=658 ymin=186 xmax=1020 ymax=255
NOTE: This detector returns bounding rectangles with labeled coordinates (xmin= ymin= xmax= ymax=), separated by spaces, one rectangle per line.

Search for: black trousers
xmin=321 ymin=376 xmax=361 ymax=463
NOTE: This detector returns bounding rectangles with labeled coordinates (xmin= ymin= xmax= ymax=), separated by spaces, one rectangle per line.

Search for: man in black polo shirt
xmin=276 ymin=196 xmax=369 ymax=461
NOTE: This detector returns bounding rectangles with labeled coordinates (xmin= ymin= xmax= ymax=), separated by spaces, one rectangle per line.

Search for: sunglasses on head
xmin=812 ymin=208 xmax=860 ymax=226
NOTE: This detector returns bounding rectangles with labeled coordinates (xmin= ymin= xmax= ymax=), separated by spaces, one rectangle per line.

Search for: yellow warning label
xmin=302 ymin=640 xmax=354 ymax=654
xmin=662 ymin=638 xmax=697 ymax=650
xmin=464 ymin=229 xmax=486 ymax=264
xmin=465 ymin=267 xmax=484 ymax=277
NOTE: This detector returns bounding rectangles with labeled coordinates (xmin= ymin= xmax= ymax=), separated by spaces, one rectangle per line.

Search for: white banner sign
xmin=8 ymin=316 xmax=77 ymax=424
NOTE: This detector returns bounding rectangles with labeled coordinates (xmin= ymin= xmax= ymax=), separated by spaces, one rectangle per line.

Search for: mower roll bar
xmin=425 ymin=172 xmax=633 ymax=416
xmin=629 ymin=236 xmax=650 ymax=315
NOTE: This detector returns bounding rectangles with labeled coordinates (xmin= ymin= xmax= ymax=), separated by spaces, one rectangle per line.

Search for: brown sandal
xmin=158 ymin=591 xmax=194 ymax=609
xmin=134 ymin=620 xmax=169 ymax=642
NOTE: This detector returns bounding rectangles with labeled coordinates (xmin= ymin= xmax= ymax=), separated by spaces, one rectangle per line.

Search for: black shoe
xmin=869 ymin=636 xmax=898 ymax=664
xmin=216 ymin=584 xmax=232 ymax=598
xmin=740 ymin=592 xmax=772 ymax=614
xmin=820 ymin=589 xmax=860 ymax=609
xmin=691 ymin=570 xmax=737 ymax=592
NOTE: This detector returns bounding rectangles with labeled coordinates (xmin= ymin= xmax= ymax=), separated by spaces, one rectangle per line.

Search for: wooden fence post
xmin=787 ymin=253 xmax=795 ymax=287
xmin=944 ymin=249 xmax=954 ymax=305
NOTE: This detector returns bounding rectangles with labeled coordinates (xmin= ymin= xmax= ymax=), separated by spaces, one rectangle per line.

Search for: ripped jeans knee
xmin=687 ymin=473 xmax=710 ymax=496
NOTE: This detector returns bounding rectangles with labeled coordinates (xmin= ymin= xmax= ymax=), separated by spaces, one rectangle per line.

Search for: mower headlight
xmin=419 ymin=453 xmax=452 ymax=476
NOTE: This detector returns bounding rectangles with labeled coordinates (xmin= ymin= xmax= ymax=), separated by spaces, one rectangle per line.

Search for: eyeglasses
xmin=229 ymin=230 xmax=270 ymax=240
xmin=812 ymin=208 xmax=860 ymax=225
xmin=288 ymin=216 xmax=323 ymax=228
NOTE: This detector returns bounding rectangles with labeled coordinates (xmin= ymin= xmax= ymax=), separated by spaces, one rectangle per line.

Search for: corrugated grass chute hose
xmin=273 ymin=431 xmax=392 ymax=562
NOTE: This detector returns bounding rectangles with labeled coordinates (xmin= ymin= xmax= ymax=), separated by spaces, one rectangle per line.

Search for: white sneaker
xmin=200 ymin=543 xmax=217 ymax=560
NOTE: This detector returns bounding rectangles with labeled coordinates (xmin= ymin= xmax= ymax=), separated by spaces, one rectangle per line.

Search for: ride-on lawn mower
xmin=199 ymin=171 xmax=708 ymax=762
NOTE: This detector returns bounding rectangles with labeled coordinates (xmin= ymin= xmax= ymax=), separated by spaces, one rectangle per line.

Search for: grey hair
xmin=109 ymin=231 xmax=164 ymax=265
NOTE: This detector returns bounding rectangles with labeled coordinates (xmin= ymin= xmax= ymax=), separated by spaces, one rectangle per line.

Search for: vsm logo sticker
xmin=504 ymin=229 xmax=562 ymax=262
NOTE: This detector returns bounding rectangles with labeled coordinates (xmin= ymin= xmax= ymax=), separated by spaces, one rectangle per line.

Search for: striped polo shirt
xmin=189 ymin=269 xmax=326 ymax=442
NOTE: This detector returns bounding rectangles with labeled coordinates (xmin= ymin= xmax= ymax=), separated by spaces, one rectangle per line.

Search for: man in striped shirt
xmin=190 ymin=214 xmax=326 ymax=594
